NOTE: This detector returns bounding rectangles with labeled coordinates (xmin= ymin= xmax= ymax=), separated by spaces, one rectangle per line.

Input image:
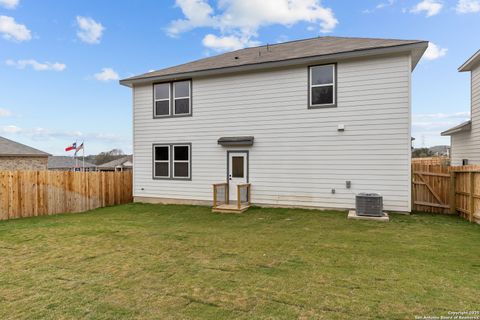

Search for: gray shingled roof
xmin=0 ymin=136 xmax=50 ymax=157
xmin=459 ymin=49 xmax=480 ymax=72
xmin=48 ymin=156 xmax=96 ymax=169
xmin=121 ymin=36 xmax=427 ymax=86
xmin=441 ymin=120 xmax=472 ymax=136
xmin=97 ymin=155 xmax=133 ymax=170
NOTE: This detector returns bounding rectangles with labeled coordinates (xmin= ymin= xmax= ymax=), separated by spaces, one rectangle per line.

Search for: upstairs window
xmin=154 ymin=83 xmax=170 ymax=116
xmin=309 ymin=64 xmax=336 ymax=108
xmin=173 ymin=81 xmax=191 ymax=115
xmin=153 ymin=80 xmax=191 ymax=118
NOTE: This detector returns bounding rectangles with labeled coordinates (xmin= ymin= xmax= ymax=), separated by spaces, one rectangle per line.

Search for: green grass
xmin=0 ymin=204 xmax=479 ymax=319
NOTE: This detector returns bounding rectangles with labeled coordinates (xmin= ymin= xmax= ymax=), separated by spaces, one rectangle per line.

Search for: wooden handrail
xmin=213 ymin=182 xmax=228 ymax=186
xmin=237 ymin=183 xmax=251 ymax=187
xmin=212 ymin=182 xmax=229 ymax=208
xmin=236 ymin=183 xmax=251 ymax=208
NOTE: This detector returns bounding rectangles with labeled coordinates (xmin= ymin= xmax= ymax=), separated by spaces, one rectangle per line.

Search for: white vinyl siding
xmin=451 ymin=65 xmax=480 ymax=165
xmin=132 ymin=54 xmax=412 ymax=212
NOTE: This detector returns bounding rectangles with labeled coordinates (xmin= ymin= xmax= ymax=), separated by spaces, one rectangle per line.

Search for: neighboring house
xmin=442 ymin=50 xmax=480 ymax=165
xmin=48 ymin=156 xmax=96 ymax=172
xmin=429 ymin=145 xmax=450 ymax=157
xmin=97 ymin=155 xmax=133 ymax=171
xmin=0 ymin=136 xmax=50 ymax=170
xmin=120 ymin=36 xmax=428 ymax=213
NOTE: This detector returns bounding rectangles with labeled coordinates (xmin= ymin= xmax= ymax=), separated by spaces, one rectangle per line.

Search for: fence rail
xmin=0 ymin=170 xmax=133 ymax=221
xmin=412 ymin=164 xmax=480 ymax=223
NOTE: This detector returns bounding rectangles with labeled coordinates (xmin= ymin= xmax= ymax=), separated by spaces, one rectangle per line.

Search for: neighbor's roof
xmin=97 ymin=155 xmax=133 ymax=170
xmin=48 ymin=156 xmax=96 ymax=169
xmin=120 ymin=36 xmax=428 ymax=87
xmin=0 ymin=136 xmax=50 ymax=157
xmin=458 ymin=49 xmax=480 ymax=72
xmin=441 ymin=120 xmax=472 ymax=136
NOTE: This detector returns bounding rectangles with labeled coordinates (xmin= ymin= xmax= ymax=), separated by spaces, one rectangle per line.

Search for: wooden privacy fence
xmin=412 ymin=164 xmax=480 ymax=223
xmin=0 ymin=170 xmax=133 ymax=221
xmin=412 ymin=164 xmax=451 ymax=214
xmin=412 ymin=157 xmax=450 ymax=166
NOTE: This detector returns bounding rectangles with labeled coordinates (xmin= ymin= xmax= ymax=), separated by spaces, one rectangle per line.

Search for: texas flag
xmin=65 ymin=142 xmax=77 ymax=152
xmin=74 ymin=142 xmax=84 ymax=156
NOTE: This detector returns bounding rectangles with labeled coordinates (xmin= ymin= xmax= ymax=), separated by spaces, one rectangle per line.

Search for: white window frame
xmin=173 ymin=144 xmax=190 ymax=179
xmin=309 ymin=64 xmax=336 ymax=107
xmin=153 ymin=145 xmax=170 ymax=178
xmin=154 ymin=83 xmax=171 ymax=117
xmin=173 ymin=81 xmax=191 ymax=116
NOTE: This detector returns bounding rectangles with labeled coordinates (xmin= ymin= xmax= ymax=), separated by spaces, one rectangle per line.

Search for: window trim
xmin=173 ymin=81 xmax=192 ymax=116
xmin=308 ymin=63 xmax=337 ymax=109
xmin=153 ymin=80 xmax=192 ymax=119
xmin=152 ymin=144 xmax=171 ymax=179
xmin=152 ymin=143 xmax=192 ymax=180
xmin=173 ymin=144 xmax=191 ymax=179
xmin=153 ymin=83 xmax=171 ymax=117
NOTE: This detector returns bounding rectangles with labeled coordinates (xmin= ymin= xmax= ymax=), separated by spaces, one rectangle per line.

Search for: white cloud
xmin=0 ymin=15 xmax=31 ymax=41
xmin=202 ymin=34 xmax=259 ymax=52
xmin=94 ymin=68 xmax=119 ymax=81
xmin=412 ymin=112 xmax=470 ymax=147
xmin=1 ymin=125 xmax=21 ymax=133
xmin=168 ymin=0 xmax=216 ymax=36
xmin=167 ymin=0 xmax=338 ymax=52
xmin=423 ymin=42 xmax=448 ymax=60
xmin=456 ymin=0 xmax=480 ymax=13
xmin=0 ymin=108 xmax=12 ymax=117
xmin=5 ymin=59 xmax=66 ymax=71
xmin=0 ymin=0 xmax=19 ymax=9
xmin=76 ymin=16 xmax=104 ymax=44
xmin=363 ymin=0 xmax=395 ymax=13
xmin=410 ymin=0 xmax=443 ymax=17
xmin=0 ymin=125 xmax=124 ymax=143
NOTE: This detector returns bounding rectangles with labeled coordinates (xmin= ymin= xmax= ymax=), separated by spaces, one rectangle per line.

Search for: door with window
xmin=228 ymin=152 xmax=248 ymax=201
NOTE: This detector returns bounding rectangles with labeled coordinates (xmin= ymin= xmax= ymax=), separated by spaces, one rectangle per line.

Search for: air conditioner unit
xmin=356 ymin=193 xmax=383 ymax=217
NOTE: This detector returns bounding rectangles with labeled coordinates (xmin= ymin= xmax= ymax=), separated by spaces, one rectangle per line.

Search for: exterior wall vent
xmin=355 ymin=193 xmax=383 ymax=216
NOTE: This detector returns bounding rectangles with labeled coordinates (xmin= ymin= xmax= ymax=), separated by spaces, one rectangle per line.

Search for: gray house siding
xmin=132 ymin=53 xmax=412 ymax=212
xmin=451 ymin=64 xmax=480 ymax=165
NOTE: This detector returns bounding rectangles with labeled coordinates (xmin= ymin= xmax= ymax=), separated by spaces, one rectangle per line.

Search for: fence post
xmin=237 ymin=185 xmax=241 ymax=209
xmin=411 ymin=164 xmax=414 ymax=212
xmin=213 ymin=185 xmax=217 ymax=208
xmin=469 ymin=172 xmax=475 ymax=222
xmin=449 ymin=170 xmax=456 ymax=214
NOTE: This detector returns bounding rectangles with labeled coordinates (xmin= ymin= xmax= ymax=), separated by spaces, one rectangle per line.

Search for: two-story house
xmin=120 ymin=36 xmax=428 ymax=213
xmin=442 ymin=50 xmax=480 ymax=165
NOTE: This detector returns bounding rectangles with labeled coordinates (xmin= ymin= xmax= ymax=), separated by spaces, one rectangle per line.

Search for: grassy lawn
xmin=0 ymin=204 xmax=479 ymax=319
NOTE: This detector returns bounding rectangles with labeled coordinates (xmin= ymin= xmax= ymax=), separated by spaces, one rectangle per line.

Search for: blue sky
xmin=0 ymin=0 xmax=479 ymax=155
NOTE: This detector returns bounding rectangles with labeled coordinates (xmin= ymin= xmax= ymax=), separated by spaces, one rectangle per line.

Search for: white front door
xmin=228 ymin=152 xmax=248 ymax=201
